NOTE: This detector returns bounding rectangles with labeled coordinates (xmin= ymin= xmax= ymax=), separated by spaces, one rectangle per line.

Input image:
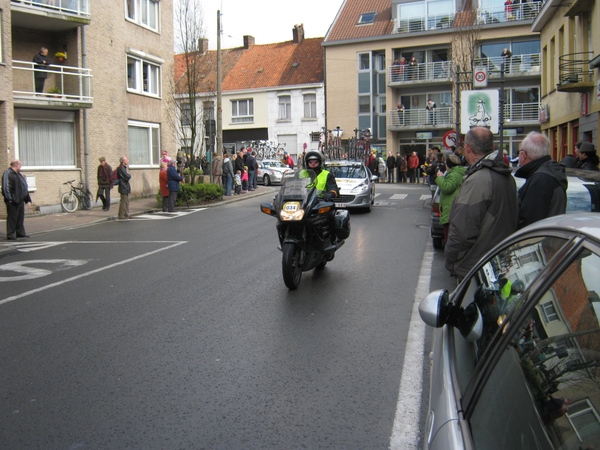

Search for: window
xmin=126 ymin=0 xmax=159 ymax=31
xmin=231 ymin=99 xmax=253 ymax=123
xmin=180 ymin=103 xmax=192 ymax=127
xmin=540 ymin=301 xmax=559 ymax=323
xmin=16 ymin=110 xmax=76 ymax=167
xmin=128 ymin=121 xmax=160 ymax=166
xmin=358 ymin=12 xmax=376 ymax=24
xmin=567 ymin=400 xmax=600 ymax=441
xmin=127 ymin=55 xmax=161 ymax=96
xmin=278 ymin=95 xmax=291 ymax=120
xmin=303 ymin=94 xmax=317 ymax=119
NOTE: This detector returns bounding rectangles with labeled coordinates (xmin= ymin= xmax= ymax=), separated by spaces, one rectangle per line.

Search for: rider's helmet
xmin=305 ymin=151 xmax=323 ymax=172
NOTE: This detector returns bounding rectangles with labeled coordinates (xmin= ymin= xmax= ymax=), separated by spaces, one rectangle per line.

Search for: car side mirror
xmin=419 ymin=289 xmax=451 ymax=328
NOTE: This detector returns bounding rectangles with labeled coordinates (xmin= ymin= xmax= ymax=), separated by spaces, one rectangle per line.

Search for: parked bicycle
xmin=61 ymin=180 xmax=94 ymax=212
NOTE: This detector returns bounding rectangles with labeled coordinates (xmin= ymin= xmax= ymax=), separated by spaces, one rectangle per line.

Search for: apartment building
xmin=1 ymin=0 xmax=174 ymax=214
xmin=533 ymin=0 xmax=599 ymax=159
xmin=323 ymin=0 xmax=542 ymax=159
xmin=174 ymin=25 xmax=325 ymax=162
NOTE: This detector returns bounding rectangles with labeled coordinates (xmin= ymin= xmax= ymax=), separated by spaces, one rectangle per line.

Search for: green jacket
xmin=435 ymin=165 xmax=466 ymax=225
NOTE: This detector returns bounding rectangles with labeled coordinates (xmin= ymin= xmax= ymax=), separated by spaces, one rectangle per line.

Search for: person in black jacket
xmin=33 ymin=47 xmax=50 ymax=94
xmin=575 ymin=141 xmax=599 ymax=171
xmin=2 ymin=160 xmax=32 ymax=240
xmin=386 ymin=152 xmax=396 ymax=183
xmin=117 ymin=156 xmax=132 ymax=219
xmin=515 ymin=132 xmax=567 ymax=229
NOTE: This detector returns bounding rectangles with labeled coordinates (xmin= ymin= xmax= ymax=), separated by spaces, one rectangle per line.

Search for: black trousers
xmin=34 ymin=76 xmax=46 ymax=93
xmin=5 ymin=200 xmax=26 ymax=239
xmin=97 ymin=186 xmax=111 ymax=210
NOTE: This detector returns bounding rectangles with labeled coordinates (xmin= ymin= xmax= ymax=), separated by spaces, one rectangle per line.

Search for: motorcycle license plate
xmin=283 ymin=201 xmax=301 ymax=212
xmin=335 ymin=203 xmax=347 ymax=208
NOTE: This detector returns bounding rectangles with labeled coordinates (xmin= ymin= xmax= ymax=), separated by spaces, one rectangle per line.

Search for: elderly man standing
xmin=116 ymin=156 xmax=132 ymax=220
xmin=445 ymin=127 xmax=517 ymax=279
xmin=515 ymin=132 xmax=567 ymax=229
xmin=2 ymin=160 xmax=32 ymax=240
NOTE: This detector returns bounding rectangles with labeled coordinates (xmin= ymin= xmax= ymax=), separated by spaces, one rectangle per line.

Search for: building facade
xmin=2 ymin=0 xmax=174 ymax=214
xmin=533 ymin=0 xmax=599 ymax=159
xmin=323 ymin=0 xmax=543 ymax=160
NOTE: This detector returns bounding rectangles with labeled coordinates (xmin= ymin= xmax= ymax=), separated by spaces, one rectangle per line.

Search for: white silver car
xmin=257 ymin=159 xmax=292 ymax=186
xmin=420 ymin=213 xmax=600 ymax=450
xmin=324 ymin=160 xmax=377 ymax=212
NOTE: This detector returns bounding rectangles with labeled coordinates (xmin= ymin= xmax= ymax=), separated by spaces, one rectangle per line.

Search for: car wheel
xmin=432 ymin=237 xmax=443 ymax=249
xmin=264 ymin=175 xmax=271 ymax=186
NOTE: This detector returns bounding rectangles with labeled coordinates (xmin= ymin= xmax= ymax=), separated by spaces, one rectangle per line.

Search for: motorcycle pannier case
xmin=334 ymin=209 xmax=351 ymax=239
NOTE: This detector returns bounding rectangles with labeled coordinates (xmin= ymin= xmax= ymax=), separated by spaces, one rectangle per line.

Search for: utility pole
xmin=216 ymin=10 xmax=222 ymax=157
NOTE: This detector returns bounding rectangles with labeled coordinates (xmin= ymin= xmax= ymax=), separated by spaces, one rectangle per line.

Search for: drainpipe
xmin=82 ymin=26 xmax=90 ymax=192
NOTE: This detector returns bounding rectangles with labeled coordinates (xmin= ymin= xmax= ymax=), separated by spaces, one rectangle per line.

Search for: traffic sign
xmin=473 ymin=66 xmax=488 ymax=87
xmin=442 ymin=131 xmax=457 ymax=149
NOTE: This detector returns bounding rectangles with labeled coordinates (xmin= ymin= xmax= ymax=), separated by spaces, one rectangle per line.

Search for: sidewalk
xmin=0 ymin=187 xmax=275 ymax=255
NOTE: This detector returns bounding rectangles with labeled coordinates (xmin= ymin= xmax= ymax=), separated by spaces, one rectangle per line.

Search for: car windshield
xmin=264 ymin=161 xmax=286 ymax=168
xmin=326 ymin=164 xmax=367 ymax=179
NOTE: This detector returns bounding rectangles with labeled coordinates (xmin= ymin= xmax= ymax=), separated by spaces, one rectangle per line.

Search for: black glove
xmin=323 ymin=192 xmax=334 ymax=202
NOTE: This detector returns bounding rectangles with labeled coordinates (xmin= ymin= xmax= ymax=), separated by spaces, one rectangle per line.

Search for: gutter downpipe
xmin=82 ymin=26 xmax=90 ymax=192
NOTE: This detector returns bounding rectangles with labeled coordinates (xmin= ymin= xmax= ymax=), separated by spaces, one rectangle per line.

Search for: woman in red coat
xmin=159 ymin=162 xmax=169 ymax=212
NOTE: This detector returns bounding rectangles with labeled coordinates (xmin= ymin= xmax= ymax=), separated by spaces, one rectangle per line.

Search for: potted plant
xmin=55 ymin=51 xmax=67 ymax=63
xmin=48 ymin=87 xmax=61 ymax=98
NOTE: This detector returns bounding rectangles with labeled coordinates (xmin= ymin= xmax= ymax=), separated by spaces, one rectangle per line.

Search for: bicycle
xmin=61 ymin=180 xmax=94 ymax=212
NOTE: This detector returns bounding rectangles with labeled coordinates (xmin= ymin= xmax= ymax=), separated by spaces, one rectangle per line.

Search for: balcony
xmin=388 ymin=106 xmax=453 ymax=130
xmin=11 ymin=0 xmax=91 ymax=31
xmin=392 ymin=13 xmax=455 ymax=34
xmin=476 ymin=2 xmax=542 ymax=24
xmin=12 ymin=60 xmax=93 ymax=109
xmin=388 ymin=61 xmax=453 ymax=86
xmin=557 ymin=52 xmax=595 ymax=93
xmin=503 ymin=102 xmax=540 ymax=124
xmin=472 ymin=53 xmax=541 ymax=79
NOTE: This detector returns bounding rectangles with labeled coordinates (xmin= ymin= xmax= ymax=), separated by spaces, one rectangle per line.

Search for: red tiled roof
xmin=174 ymin=37 xmax=324 ymax=95
xmin=325 ymin=0 xmax=393 ymax=43
xmin=223 ymin=38 xmax=324 ymax=91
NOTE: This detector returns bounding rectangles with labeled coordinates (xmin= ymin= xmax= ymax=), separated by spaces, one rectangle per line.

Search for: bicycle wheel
xmin=81 ymin=189 xmax=94 ymax=210
xmin=61 ymin=191 xmax=79 ymax=212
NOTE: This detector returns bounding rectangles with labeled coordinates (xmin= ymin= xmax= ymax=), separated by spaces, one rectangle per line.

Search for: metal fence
xmin=388 ymin=61 xmax=453 ymax=84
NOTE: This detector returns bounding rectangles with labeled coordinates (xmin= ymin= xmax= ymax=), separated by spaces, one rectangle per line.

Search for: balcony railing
xmin=387 ymin=107 xmax=453 ymax=129
xmin=557 ymin=52 xmax=594 ymax=92
xmin=393 ymin=13 xmax=455 ymax=33
xmin=388 ymin=61 xmax=453 ymax=84
xmin=472 ymin=53 xmax=541 ymax=77
xmin=504 ymin=102 xmax=540 ymax=123
xmin=12 ymin=60 xmax=92 ymax=105
xmin=11 ymin=0 xmax=90 ymax=18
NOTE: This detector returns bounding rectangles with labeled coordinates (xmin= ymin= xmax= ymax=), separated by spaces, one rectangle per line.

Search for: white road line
xmin=0 ymin=241 xmax=187 ymax=306
xmin=390 ymin=194 xmax=408 ymax=200
xmin=420 ymin=194 xmax=432 ymax=201
xmin=132 ymin=208 xmax=206 ymax=220
xmin=389 ymin=245 xmax=433 ymax=450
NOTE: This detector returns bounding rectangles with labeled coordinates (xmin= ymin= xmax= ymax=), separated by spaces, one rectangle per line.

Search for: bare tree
xmin=172 ymin=0 xmax=207 ymax=185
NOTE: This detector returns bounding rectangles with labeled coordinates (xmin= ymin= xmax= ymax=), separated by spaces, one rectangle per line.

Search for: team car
xmin=256 ymin=160 xmax=293 ymax=186
xmin=324 ymin=160 xmax=377 ymax=212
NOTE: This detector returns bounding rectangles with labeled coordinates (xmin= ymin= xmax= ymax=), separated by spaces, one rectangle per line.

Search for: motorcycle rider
xmin=303 ymin=150 xmax=340 ymax=202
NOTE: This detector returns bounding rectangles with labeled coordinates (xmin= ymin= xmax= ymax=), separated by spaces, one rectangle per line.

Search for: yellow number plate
xmin=283 ymin=201 xmax=301 ymax=212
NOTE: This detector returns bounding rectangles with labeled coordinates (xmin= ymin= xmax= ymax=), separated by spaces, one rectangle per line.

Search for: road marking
xmin=420 ymin=194 xmax=432 ymax=201
xmin=390 ymin=194 xmax=408 ymax=200
xmin=131 ymin=208 xmax=206 ymax=220
xmin=0 ymin=259 xmax=88 ymax=282
xmin=389 ymin=245 xmax=433 ymax=450
xmin=2 ymin=242 xmax=65 ymax=252
xmin=0 ymin=241 xmax=187 ymax=306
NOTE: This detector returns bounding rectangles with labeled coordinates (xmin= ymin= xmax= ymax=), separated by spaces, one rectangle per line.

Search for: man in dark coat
xmin=166 ymin=161 xmax=184 ymax=212
xmin=386 ymin=152 xmax=396 ymax=183
xmin=515 ymin=132 xmax=567 ymax=230
xmin=97 ymin=156 xmax=113 ymax=211
xmin=2 ymin=160 xmax=32 ymax=240
xmin=33 ymin=47 xmax=50 ymax=94
xmin=117 ymin=156 xmax=132 ymax=219
xmin=575 ymin=141 xmax=599 ymax=171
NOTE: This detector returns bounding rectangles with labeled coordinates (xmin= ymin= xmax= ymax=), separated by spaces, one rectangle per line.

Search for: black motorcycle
xmin=260 ymin=170 xmax=350 ymax=290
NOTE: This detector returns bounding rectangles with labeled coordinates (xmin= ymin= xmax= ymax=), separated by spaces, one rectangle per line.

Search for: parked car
xmin=324 ymin=160 xmax=377 ymax=212
xmin=431 ymin=168 xmax=600 ymax=249
xmin=420 ymin=213 xmax=600 ymax=450
xmin=257 ymin=159 xmax=293 ymax=186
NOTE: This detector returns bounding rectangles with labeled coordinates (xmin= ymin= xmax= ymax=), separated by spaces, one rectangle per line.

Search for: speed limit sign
xmin=473 ymin=66 xmax=488 ymax=87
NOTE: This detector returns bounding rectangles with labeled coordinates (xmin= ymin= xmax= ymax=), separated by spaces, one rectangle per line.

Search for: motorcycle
xmin=260 ymin=170 xmax=351 ymax=290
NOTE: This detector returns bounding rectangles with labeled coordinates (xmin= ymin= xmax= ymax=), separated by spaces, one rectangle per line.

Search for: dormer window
xmin=358 ymin=12 xmax=376 ymax=24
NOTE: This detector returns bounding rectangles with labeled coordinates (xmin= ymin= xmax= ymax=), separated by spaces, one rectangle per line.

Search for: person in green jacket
xmin=435 ymin=152 xmax=466 ymax=243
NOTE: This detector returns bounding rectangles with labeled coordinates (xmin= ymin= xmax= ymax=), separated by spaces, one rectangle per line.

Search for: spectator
xmin=408 ymin=151 xmax=420 ymax=183
xmin=96 ymin=156 xmax=113 ymax=211
xmin=399 ymin=154 xmax=408 ymax=183
xmin=445 ymin=127 xmax=518 ymax=279
xmin=167 ymin=161 xmax=183 ymax=212
xmin=241 ymin=166 xmax=249 ymax=193
xmin=33 ymin=47 xmax=50 ymax=94
xmin=222 ymin=152 xmax=234 ymax=196
xmin=233 ymin=170 xmax=242 ymax=195
xmin=386 ymin=152 xmax=396 ymax=183
xmin=408 ymin=56 xmax=418 ymax=80
xmin=2 ymin=160 xmax=32 ymax=240
xmin=501 ymin=48 xmax=513 ymax=73
xmin=575 ymin=141 xmax=599 ymax=171
xmin=436 ymin=153 xmax=466 ymax=243
xmin=515 ymin=132 xmax=567 ymax=229
xmin=378 ymin=156 xmax=386 ymax=182
xmin=426 ymin=99 xmax=437 ymax=125
xmin=212 ymin=151 xmax=223 ymax=186
xmin=159 ymin=162 xmax=169 ymax=212
xmin=160 ymin=150 xmax=172 ymax=164
xmin=397 ymin=102 xmax=405 ymax=126
xmin=560 ymin=149 xmax=578 ymax=168
xmin=117 ymin=156 xmax=132 ymax=220
xmin=368 ymin=151 xmax=379 ymax=181
xmin=286 ymin=153 xmax=295 ymax=169
xmin=426 ymin=153 xmax=445 ymax=196
xmin=234 ymin=150 xmax=245 ymax=175
xmin=246 ymin=150 xmax=257 ymax=190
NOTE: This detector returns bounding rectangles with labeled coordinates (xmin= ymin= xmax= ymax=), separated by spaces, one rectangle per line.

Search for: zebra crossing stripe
xmin=390 ymin=194 xmax=408 ymax=200
xmin=419 ymin=194 xmax=431 ymax=200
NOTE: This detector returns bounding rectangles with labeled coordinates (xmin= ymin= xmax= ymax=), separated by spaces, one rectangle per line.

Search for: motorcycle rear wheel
xmin=282 ymin=243 xmax=302 ymax=290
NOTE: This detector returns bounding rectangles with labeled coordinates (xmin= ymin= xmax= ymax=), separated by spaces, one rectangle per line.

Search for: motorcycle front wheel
xmin=282 ymin=243 xmax=302 ymax=290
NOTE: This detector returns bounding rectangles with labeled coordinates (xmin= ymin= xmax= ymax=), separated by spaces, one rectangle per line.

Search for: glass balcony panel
xmin=504 ymin=102 xmax=540 ymax=123
xmin=387 ymin=107 xmax=453 ymax=128
xmin=388 ymin=61 xmax=453 ymax=84
xmin=12 ymin=0 xmax=91 ymax=18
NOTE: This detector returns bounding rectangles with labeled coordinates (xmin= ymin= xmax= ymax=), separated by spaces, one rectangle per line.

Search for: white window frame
xmin=127 ymin=54 xmax=161 ymax=97
xmin=566 ymin=399 xmax=600 ymax=441
xmin=231 ymin=99 xmax=254 ymax=123
xmin=278 ymin=95 xmax=291 ymax=121
xmin=303 ymin=93 xmax=317 ymax=119
xmin=125 ymin=0 xmax=160 ymax=32
xmin=128 ymin=120 xmax=161 ymax=167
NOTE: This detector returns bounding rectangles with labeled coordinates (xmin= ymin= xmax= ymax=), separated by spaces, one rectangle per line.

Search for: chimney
xmin=243 ymin=35 xmax=255 ymax=49
xmin=293 ymin=24 xmax=304 ymax=44
xmin=198 ymin=38 xmax=209 ymax=55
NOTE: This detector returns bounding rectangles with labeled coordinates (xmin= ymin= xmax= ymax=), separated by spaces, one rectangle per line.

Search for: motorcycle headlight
xmin=351 ymin=182 xmax=369 ymax=193
xmin=280 ymin=201 xmax=305 ymax=221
